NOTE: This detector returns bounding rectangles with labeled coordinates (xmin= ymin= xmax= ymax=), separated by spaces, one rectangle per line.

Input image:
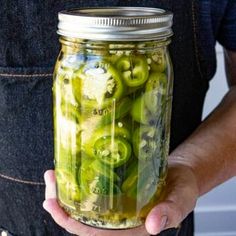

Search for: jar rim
xmin=57 ymin=7 xmax=173 ymax=41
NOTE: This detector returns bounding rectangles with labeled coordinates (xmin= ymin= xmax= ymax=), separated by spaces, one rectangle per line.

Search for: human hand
xmin=43 ymin=162 xmax=199 ymax=236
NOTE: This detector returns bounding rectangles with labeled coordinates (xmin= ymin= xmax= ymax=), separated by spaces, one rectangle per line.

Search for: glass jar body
xmin=53 ymin=38 xmax=173 ymax=229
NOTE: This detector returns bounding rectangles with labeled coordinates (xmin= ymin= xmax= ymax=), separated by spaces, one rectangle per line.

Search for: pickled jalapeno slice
xmin=60 ymin=102 xmax=80 ymax=124
xmin=55 ymin=116 xmax=81 ymax=156
xmin=56 ymin=169 xmax=80 ymax=202
xmin=94 ymin=136 xmax=131 ymax=168
xmin=54 ymin=66 xmax=78 ymax=105
xmin=56 ymin=169 xmax=78 ymax=185
xmin=89 ymin=175 xmax=121 ymax=195
xmin=93 ymin=123 xmax=131 ymax=141
xmin=122 ymin=162 xmax=159 ymax=201
xmin=72 ymin=61 xmax=124 ymax=109
xmin=82 ymin=121 xmax=131 ymax=157
xmin=79 ymin=158 xmax=97 ymax=195
xmin=130 ymin=95 xmax=152 ymax=125
xmin=58 ymin=184 xmax=80 ymax=204
xmin=121 ymin=162 xmax=138 ymax=194
xmin=79 ymin=160 xmax=121 ymax=196
xmin=91 ymin=160 xmax=121 ymax=181
xmin=55 ymin=145 xmax=81 ymax=169
xmin=116 ymin=55 xmax=149 ymax=87
xmin=132 ymin=126 xmax=159 ymax=161
xmin=144 ymin=72 xmax=167 ymax=114
xmin=148 ymin=50 xmax=167 ymax=73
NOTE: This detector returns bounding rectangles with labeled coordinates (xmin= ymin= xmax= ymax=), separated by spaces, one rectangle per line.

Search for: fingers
xmin=43 ymin=170 xmax=78 ymax=234
xmin=44 ymin=170 xmax=57 ymax=199
xmin=43 ymin=170 xmax=85 ymax=235
xmin=145 ymin=164 xmax=199 ymax=235
xmin=43 ymin=198 xmax=83 ymax=235
xmin=145 ymin=200 xmax=182 ymax=235
xmin=43 ymin=170 xmax=149 ymax=236
xmin=43 ymin=165 xmax=198 ymax=236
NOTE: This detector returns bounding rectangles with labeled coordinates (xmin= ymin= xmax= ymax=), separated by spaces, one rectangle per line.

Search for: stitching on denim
xmin=0 ymin=173 xmax=45 ymax=185
xmin=192 ymin=0 xmax=203 ymax=80
xmin=0 ymin=73 xmax=53 ymax=78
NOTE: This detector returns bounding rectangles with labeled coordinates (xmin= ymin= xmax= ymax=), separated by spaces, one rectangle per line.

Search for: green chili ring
xmin=132 ymin=125 xmax=159 ymax=161
xmin=116 ymin=55 xmax=149 ymax=87
xmin=93 ymin=136 xmax=131 ymax=168
xmin=144 ymin=72 xmax=167 ymax=114
xmin=130 ymin=95 xmax=151 ymax=125
xmin=72 ymin=61 xmax=124 ymax=109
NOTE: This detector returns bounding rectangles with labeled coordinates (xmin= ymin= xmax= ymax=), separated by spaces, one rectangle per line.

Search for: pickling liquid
xmin=58 ymin=177 xmax=166 ymax=228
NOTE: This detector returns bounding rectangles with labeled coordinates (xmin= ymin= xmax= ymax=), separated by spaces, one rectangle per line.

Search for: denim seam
xmin=192 ymin=0 xmax=204 ymax=80
xmin=0 ymin=173 xmax=45 ymax=186
xmin=0 ymin=73 xmax=53 ymax=78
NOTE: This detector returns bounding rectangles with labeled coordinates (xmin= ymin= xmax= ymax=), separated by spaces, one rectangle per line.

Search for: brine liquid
xmin=58 ymin=177 xmax=166 ymax=229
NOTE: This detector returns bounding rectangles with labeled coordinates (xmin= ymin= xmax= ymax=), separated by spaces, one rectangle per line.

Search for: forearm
xmin=169 ymin=86 xmax=236 ymax=196
xmin=224 ymin=49 xmax=236 ymax=86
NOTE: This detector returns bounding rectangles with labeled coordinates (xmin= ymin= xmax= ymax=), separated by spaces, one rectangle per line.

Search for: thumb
xmin=145 ymin=163 xmax=199 ymax=235
xmin=145 ymin=201 xmax=183 ymax=235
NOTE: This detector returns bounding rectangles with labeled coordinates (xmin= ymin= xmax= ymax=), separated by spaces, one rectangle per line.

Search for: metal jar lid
xmin=58 ymin=7 xmax=173 ymax=41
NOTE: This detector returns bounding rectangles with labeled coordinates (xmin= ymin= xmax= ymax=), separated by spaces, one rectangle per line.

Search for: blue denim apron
xmin=0 ymin=0 xmax=209 ymax=235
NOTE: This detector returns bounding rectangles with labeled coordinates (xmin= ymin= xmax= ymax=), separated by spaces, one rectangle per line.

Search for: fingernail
xmin=43 ymin=200 xmax=49 ymax=211
xmin=160 ymin=215 xmax=168 ymax=230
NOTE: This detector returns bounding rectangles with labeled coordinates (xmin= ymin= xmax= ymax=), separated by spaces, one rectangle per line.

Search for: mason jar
xmin=53 ymin=7 xmax=173 ymax=229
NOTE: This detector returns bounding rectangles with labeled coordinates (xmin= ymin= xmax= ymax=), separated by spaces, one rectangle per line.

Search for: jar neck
xmin=59 ymin=36 xmax=171 ymax=54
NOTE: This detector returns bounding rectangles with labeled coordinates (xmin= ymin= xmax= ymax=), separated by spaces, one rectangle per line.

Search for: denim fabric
xmin=197 ymin=0 xmax=236 ymax=80
xmin=0 ymin=67 xmax=53 ymax=181
xmin=0 ymin=0 xmax=230 ymax=235
xmin=0 ymin=68 xmax=69 ymax=236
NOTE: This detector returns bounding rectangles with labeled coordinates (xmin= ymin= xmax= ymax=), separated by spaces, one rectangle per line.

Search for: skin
xmin=44 ymin=49 xmax=236 ymax=235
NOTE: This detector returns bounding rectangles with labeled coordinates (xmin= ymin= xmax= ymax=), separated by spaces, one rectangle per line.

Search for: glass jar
xmin=53 ymin=7 xmax=173 ymax=229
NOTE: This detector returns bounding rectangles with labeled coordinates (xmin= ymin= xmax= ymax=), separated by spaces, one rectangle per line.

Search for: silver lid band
xmin=58 ymin=7 xmax=173 ymax=41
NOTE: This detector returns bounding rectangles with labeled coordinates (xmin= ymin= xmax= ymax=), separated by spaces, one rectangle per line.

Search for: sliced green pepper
xmin=130 ymin=95 xmax=152 ymax=125
xmin=122 ymin=162 xmax=159 ymax=202
xmin=54 ymin=117 xmax=81 ymax=172
xmin=54 ymin=66 xmax=78 ymax=106
xmin=56 ymin=169 xmax=80 ymax=202
xmin=116 ymin=55 xmax=149 ymax=87
xmin=55 ymin=116 xmax=81 ymax=154
xmin=144 ymin=72 xmax=167 ymax=114
xmin=132 ymin=125 xmax=160 ymax=161
xmin=72 ymin=61 xmax=124 ymax=109
xmin=81 ymin=120 xmax=131 ymax=157
xmin=148 ymin=50 xmax=167 ymax=73
xmin=136 ymin=164 xmax=162 ymax=206
xmin=90 ymin=160 xmax=121 ymax=182
xmin=121 ymin=162 xmax=138 ymax=195
xmin=60 ymin=102 xmax=80 ymax=124
xmin=54 ymin=144 xmax=81 ymax=170
xmin=93 ymin=136 xmax=131 ymax=168
xmin=105 ymin=53 xmax=121 ymax=65
xmin=93 ymin=122 xmax=131 ymax=141
xmin=79 ymin=160 xmax=121 ymax=196
xmin=56 ymin=169 xmax=79 ymax=186
xmin=89 ymin=175 xmax=121 ymax=195
xmin=79 ymin=157 xmax=97 ymax=195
